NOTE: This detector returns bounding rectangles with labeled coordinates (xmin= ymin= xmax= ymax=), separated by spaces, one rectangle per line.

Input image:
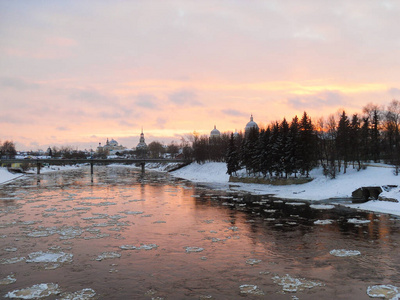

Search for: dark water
xmin=1 ymin=166 xmax=400 ymax=299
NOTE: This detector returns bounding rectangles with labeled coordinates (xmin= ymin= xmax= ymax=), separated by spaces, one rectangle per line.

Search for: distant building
xmin=97 ymin=138 xmax=127 ymax=155
xmin=245 ymin=114 xmax=259 ymax=136
xmin=135 ymin=129 xmax=148 ymax=158
xmin=210 ymin=125 xmax=221 ymax=138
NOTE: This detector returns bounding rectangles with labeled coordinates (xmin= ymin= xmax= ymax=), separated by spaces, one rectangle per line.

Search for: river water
xmin=1 ymin=166 xmax=400 ymax=299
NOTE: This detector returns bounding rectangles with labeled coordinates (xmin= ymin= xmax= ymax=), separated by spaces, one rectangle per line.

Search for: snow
xmin=171 ymin=162 xmax=400 ymax=216
xmin=0 ymin=168 xmax=22 ymax=185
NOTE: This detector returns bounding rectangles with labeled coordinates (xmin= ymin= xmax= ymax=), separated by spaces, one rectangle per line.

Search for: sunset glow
xmin=1 ymin=1 xmax=399 ymax=150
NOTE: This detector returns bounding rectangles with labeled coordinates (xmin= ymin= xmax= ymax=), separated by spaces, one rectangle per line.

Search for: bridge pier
xmin=90 ymin=162 xmax=94 ymax=175
xmin=36 ymin=162 xmax=41 ymax=175
xmin=141 ymin=162 xmax=145 ymax=173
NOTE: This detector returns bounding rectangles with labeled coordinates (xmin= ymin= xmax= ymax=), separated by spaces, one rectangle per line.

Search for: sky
xmin=1 ymin=0 xmax=399 ymax=151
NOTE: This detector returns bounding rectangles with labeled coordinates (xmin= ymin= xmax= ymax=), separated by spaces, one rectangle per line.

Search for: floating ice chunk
xmin=239 ymin=285 xmax=265 ymax=295
xmin=26 ymin=251 xmax=73 ymax=263
xmin=0 ymin=274 xmax=16 ymax=285
xmin=122 ymin=211 xmax=144 ymax=215
xmin=367 ymin=284 xmax=400 ymax=299
xmin=329 ymin=249 xmax=361 ymax=257
xmin=272 ymin=274 xmax=324 ymax=292
xmin=264 ymin=209 xmax=276 ymax=213
xmin=4 ymin=283 xmax=60 ymax=299
xmin=246 ymin=259 xmax=262 ymax=265
xmin=4 ymin=247 xmax=18 ymax=252
xmin=286 ymin=202 xmax=306 ymax=206
xmin=153 ymin=220 xmax=166 ymax=224
xmin=0 ymin=257 xmax=26 ymax=264
xmin=120 ymin=244 xmax=158 ymax=250
xmin=314 ymin=220 xmax=334 ymax=225
xmin=348 ymin=218 xmax=370 ymax=224
xmin=310 ymin=204 xmax=335 ymax=210
xmin=185 ymin=247 xmax=204 ymax=253
xmin=96 ymin=252 xmax=121 ymax=261
xmin=57 ymin=288 xmax=96 ymax=299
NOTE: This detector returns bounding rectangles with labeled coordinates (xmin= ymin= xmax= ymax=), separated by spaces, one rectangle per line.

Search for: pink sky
xmin=1 ymin=1 xmax=399 ymax=151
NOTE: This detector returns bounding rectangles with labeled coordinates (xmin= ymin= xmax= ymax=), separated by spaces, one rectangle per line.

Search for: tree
xmin=363 ymin=103 xmax=382 ymax=162
xmin=148 ymin=141 xmax=165 ymax=158
xmin=384 ymin=100 xmax=400 ymax=174
xmin=350 ymin=114 xmax=361 ymax=170
xmin=226 ymin=133 xmax=240 ymax=176
xmin=336 ymin=110 xmax=351 ymax=173
xmin=299 ymin=112 xmax=316 ymax=177
xmin=167 ymin=142 xmax=179 ymax=158
xmin=0 ymin=140 xmax=17 ymax=159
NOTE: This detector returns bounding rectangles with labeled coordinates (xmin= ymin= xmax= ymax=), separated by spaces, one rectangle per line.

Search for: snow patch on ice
xmin=314 ymin=220 xmax=334 ymax=225
xmin=348 ymin=218 xmax=371 ymax=224
xmin=95 ymin=252 xmax=121 ymax=261
xmin=239 ymin=284 xmax=265 ymax=295
xmin=26 ymin=251 xmax=73 ymax=263
xmin=185 ymin=247 xmax=204 ymax=253
xmin=310 ymin=204 xmax=335 ymax=210
xmin=367 ymin=284 xmax=400 ymax=299
xmin=272 ymin=274 xmax=324 ymax=292
xmin=4 ymin=283 xmax=60 ymax=299
xmin=0 ymin=274 xmax=16 ymax=285
xmin=329 ymin=249 xmax=361 ymax=257
xmin=58 ymin=288 xmax=96 ymax=299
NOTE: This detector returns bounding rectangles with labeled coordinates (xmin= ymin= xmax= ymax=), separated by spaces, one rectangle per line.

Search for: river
xmin=1 ymin=166 xmax=400 ymax=299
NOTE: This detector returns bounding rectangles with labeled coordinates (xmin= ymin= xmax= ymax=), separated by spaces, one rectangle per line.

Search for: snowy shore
xmin=171 ymin=162 xmax=400 ymax=217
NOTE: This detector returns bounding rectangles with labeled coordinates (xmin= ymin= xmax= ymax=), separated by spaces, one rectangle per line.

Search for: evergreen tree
xmin=299 ymin=111 xmax=316 ymax=177
xmin=350 ymin=114 xmax=361 ymax=169
xmin=286 ymin=116 xmax=300 ymax=177
xmin=226 ymin=133 xmax=240 ymax=176
xmin=336 ymin=110 xmax=351 ymax=173
xmin=259 ymin=126 xmax=273 ymax=177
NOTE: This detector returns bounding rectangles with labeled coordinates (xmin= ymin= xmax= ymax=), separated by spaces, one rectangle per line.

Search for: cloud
xmin=221 ymin=109 xmax=248 ymax=117
xmin=135 ymin=94 xmax=159 ymax=109
xmin=388 ymin=88 xmax=400 ymax=97
xmin=1 ymin=77 xmax=40 ymax=91
xmin=286 ymin=91 xmax=346 ymax=110
xmin=56 ymin=126 xmax=69 ymax=131
xmin=168 ymin=90 xmax=202 ymax=106
xmin=155 ymin=117 xmax=167 ymax=129
xmin=68 ymin=88 xmax=117 ymax=104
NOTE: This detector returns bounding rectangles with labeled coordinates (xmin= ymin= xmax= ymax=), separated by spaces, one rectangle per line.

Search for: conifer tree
xmin=336 ymin=110 xmax=351 ymax=173
xmin=299 ymin=111 xmax=316 ymax=177
xmin=226 ymin=133 xmax=240 ymax=176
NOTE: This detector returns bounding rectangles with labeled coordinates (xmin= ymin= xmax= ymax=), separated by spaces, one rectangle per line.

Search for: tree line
xmin=224 ymin=100 xmax=400 ymax=178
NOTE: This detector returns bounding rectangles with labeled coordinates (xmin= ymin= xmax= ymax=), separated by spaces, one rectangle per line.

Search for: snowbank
xmin=0 ymin=168 xmax=23 ymax=185
xmin=171 ymin=162 xmax=230 ymax=183
xmin=171 ymin=162 xmax=400 ymax=216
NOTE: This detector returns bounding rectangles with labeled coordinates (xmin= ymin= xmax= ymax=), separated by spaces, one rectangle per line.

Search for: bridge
xmin=0 ymin=158 xmax=191 ymax=175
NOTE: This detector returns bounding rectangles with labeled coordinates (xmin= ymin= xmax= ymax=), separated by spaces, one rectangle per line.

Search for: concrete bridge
xmin=0 ymin=158 xmax=191 ymax=175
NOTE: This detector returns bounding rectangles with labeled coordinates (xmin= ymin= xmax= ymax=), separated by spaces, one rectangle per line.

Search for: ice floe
xmin=329 ymin=249 xmax=361 ymax=257
xmin=0 ymin=274 xmax=16 ymax=285
xmin=185 ymin=247 xmax=204 ymax=253
xmin=57 ymin=288 xmax=96 ymax=299
xmin=239 ymin=284 xmax=265 ymax=295
xmin=314 ymin=219 xmax=334 ymax=225
xmin=26 ymin=251 xmax=73 ymax=263
xmin=4 ymin=283 xmax=60 ymax=299
xmin=246 ymin=259 xmax=262 ymax=265
xmin=272 ymin=274 xmax=325 ymax=292
xmin=310 ymin=204 xmax=335 ymax=210
xmin=367 ymin=284 xmax=400 ymax=299
xmin=347 ymin=218 xmax=371 ymax=224
xmin=120 ymin=244 xmax=158 ymax=250
xmin=0 ymin=256 xmax=26 ymax=264
xmin=95 ymin=252 xmax=121 ymax=261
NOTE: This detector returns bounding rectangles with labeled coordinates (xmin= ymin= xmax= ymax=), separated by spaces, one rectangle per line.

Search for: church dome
xmin=210 ymin=125 xmax=221 ymax=137
xmin=245 ymin=115 xmax=259 ymax=133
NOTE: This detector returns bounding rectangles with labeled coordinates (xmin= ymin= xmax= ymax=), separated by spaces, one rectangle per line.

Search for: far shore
xmin=2 ymin=162 xmax=400 ymax=217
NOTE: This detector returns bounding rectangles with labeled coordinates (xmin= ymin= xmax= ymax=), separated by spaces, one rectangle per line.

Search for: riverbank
xmin=171 ymin=162 xmax=400 ymax=216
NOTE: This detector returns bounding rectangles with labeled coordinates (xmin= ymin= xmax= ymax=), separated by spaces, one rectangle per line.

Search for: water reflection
xmin=0 ymin=166 xmax=400 ymax=299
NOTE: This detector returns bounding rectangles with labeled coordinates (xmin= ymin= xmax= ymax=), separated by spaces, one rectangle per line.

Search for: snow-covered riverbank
xmin=171 ymin=162 xmax=400 ymax=216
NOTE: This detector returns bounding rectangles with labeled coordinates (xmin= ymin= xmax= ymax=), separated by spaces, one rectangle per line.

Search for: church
xmin=97 ymin=138 xmax=127 ymax=155
xmin=209 ymin=115 xmax=259 ymax=138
